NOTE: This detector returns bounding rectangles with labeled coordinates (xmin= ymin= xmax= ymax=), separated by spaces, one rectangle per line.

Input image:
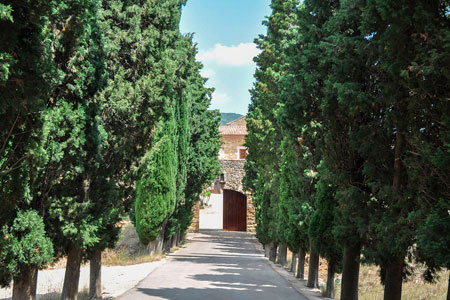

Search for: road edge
xmin=250 ymin=238 xmax=332 ymax=300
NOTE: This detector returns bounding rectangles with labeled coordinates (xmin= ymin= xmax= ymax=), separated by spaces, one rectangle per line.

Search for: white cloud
xmin=200 ymin=68 xmax=216 ymax=78
xmin=197 ymin=43 xmax=260 ymax=66
xmin=211 ymin=92 xmax=232 ymax=106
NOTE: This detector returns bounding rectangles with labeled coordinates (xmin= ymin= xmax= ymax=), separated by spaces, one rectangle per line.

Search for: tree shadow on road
xmin=139 ymin=230 xmax=306 ymax=300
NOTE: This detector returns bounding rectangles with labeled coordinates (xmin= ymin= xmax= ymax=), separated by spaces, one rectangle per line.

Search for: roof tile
xmin=219 ymin=125 xmax=247 ymax=135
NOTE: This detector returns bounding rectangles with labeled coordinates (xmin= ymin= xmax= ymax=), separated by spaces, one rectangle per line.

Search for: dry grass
xmin=102 ymin=222 xmax=166 ymax=266
xmin=38 ymin=289 xmax=89 ymax=300
xmin=46 ymin=223 xmax=173 ymax=269
xmin=284 ymin=250 xmax=448 ymax=299
xmin=101 ymin=248 xmax=164 ymax=266
xmin=333 ymin=264 xmax=448 ymax=300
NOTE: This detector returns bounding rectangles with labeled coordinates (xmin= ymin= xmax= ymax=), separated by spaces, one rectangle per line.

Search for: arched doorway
xmin=223 ymin=189 xmax=247 ymax=231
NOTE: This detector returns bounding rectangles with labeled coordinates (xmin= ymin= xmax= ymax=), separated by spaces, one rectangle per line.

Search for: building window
xmin=219 ymin=173 xmax=225 ymax=183
xmin=238 ymin=147 xmax=247 ymax=160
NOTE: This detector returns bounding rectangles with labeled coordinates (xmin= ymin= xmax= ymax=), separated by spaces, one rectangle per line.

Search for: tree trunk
xmin=324 ymin=261 xmax=335 ymax=299
xmin=277 ymin=243 xmax=287 ymax=266
xmin=290 ymin=253 xmax=297 ymax=273
xmin=155 ymin=218 xmax=168 ymax=253
xmin=162 ymin=237 xmax=170 ymax=252
xmin=170 ymin=233 xmax=177 ymax=249
xmin=89 ymin=250 xmax=102 ymax=299
xmin=264 ymin=243 xmax=270 ymax=258
xmin=61 ymin=175 xmax=89 ymax=300
xmin=383 ymin=258 xmax=404 ymax=300
xmin=447 ymin=272 xmax=450 ymax=300
xmin=12 ymin=267 xmax=38 ymax=300
xmin=382 ymin=104 xmax=405 ymax=300
xmin=269 ymin=242 xmax=278 ymax=262
xmin=307 ymin=245 xmax=319 ymax=288
xmin=61 ymin=244 xmax=83 ymax=300
xmin=175 ymin=232 xmax=181 ymax=247
xmin=340 ymin=243 xmax=361 ymax=300
xmin=147 ymin=240 xmax=157 ymax=255
xmin=296 ymin=248 xmax=306 ymax=279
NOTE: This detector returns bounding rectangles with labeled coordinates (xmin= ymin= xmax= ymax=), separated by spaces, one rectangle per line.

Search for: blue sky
xmin=180 ymin=0 xmax=271 ymax=115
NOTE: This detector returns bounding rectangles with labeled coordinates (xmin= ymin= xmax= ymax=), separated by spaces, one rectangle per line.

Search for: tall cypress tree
xmin=32 ymin=1 xmax=109 ymax=299
xmin=319 ymin=1 xmax=374 ymax=298
xmin=280 ymin=0 xmax=341 ymax=290
xmin=132 ymin=0 xmax=188 ymax=251
xmin=279 ymin=135 xmax=311 ymax=279
xmin=0 ymin=1 xmax=58 ymax=298
xmin=359 ymin=1 xmax=450 ymax=299
xmin=86 ymin=0 xmax=186 ymax=294
xmin=411 ymin=3 xmax=450 ymax=298
xmin=165 ymin=35 xmax=221 ymax=246
xmin=244 ymin=0 xmax=298 ymax=261
xmin=135 ymin=110 xmax=178 ymax=248
xmin=308 ymin=163 xmax=342 ymax=298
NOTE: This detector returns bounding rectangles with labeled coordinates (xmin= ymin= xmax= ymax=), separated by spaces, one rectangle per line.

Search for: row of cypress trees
xmin=245 ymin=1 xmax=450 ymax=300
xmin=0 ymin=1 xmax=221 ymax=300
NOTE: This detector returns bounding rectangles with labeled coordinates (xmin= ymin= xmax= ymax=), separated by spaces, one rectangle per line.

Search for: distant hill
xmin=220 ymin=113 xmax=243 ymax=125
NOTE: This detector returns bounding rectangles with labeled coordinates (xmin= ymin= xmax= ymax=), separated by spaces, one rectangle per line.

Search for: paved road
xmin=199 ymin=194 xmax=223 ymax=229
xmin=118 ymin=230 xmax=307 ymax=300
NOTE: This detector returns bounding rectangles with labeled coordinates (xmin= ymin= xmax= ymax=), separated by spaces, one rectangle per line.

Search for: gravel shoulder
xmin=0 ymin=257 xmax=168 ymax=300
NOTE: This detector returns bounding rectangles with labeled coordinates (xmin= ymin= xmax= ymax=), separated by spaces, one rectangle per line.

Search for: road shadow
xmin=148 ymin=229 xmax=307 ymax=300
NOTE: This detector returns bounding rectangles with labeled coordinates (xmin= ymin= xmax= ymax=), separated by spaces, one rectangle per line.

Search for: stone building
xmin=189 ymin=116 xmax=255 ymax=233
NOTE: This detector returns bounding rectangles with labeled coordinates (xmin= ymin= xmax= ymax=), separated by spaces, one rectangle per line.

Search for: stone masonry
xmin=219 ymin=160 xmax=255 ymax=232
xmin=187 ymin=201 xmax=200 ymax=233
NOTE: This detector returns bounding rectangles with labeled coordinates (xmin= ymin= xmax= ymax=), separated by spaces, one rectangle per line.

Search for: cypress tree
xmin=32 ymin=1 xmax=108 ymax=299
xmin=319 ymin=1 xmax=373 ymax=298
xmin=411 ymin=3 xmax=450 ymax=297
xmin=309 ymin=164 xmax=342 ymax=298
xmin=279 ymin=135 xmax=311 ymax=278
xmin=280 ymin=0 xmax=374 ymax=296
xmin=359 ymin=1 xmax=450 ymax=299
xmin=0 ymin=1 xmax=58 ymax=298
xmin=279 ymin=0 xmax=339 ymax=290
xmin=135 ymin=110 xmax=178 ymax=248
xmin=132 ymin=0 xmax=191 ymax=251
xmin=165 ymin=35 xmax=221 ymax=246
xmin=244 ymin=0 xmax=298 ymax=261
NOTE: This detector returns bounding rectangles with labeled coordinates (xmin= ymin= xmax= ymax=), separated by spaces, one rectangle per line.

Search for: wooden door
xmin=223 ymin=189 xmax=247 ymax=231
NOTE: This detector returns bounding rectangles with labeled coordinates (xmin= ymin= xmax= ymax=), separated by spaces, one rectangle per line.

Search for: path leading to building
xmin=199 ymin=194 xmax=223 ymax=230
xmin=117 ymin=230 xmax=308 ymax=300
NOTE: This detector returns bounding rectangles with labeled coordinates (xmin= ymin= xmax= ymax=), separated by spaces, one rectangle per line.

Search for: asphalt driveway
xmin=117 ymin=230 xmax=308 ymax=300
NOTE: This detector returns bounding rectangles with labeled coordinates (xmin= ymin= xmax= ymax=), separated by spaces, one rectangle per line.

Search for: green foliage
xmin=252 ymin=2 xmax=449 ymax=298
xmin=308 ymin=164 xmax=342 ymax=270
xmin=0 ymin=210 xmax=53 ymax=287
xmin=0 ymin=3 xmax=13 ymax=21
xmin=135 ymin=114 xmax=177 ymax=245
xmin=0 ymin=0 xmax=59 ymax=288
xmin=244 ymin=0 xmax=299 ymax=246
xmin=40 ymin=0 xmax=108 ymax=256
xmin=0 ymin=0 xmax=221 ymax=295
xmin=165 ymin=35 xmax=221 ymax=240
xmin=279 ymin=136 xmax=310 ymax=252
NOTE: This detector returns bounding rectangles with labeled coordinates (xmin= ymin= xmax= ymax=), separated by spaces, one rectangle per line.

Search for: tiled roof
xmin=219 ymin=125 xmax=247 ymax=135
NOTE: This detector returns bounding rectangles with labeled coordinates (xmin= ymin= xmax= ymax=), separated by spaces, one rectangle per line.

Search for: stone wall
xmin=220 ymin=160 xmax=245 ymax=193
xmin=187 ymin=201 xmax=200 ymax=233
xmin=246 ymin=194 xmax=256 ymax=233
xmin=220 ymin=160 xmax=255 ymax=233
xmin=219 ymin=135 xmax=246 ymax=160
